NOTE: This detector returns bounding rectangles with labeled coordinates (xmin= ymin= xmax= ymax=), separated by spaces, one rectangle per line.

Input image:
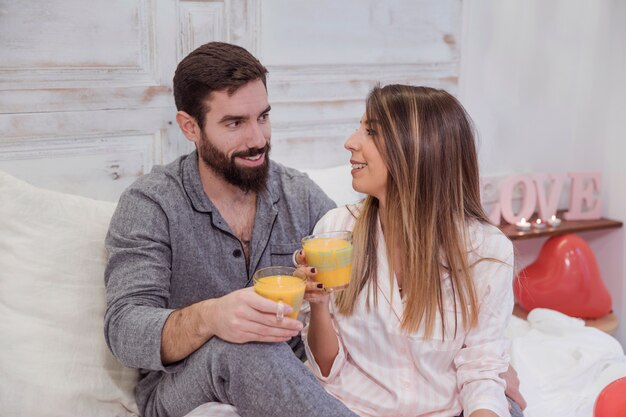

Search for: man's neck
xmin=196 ymin=157 xmax=259 ymax=267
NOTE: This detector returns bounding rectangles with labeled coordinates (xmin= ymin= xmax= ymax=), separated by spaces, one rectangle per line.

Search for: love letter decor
xmin=484 ymin=172 xmax=602 ymax=226
xmin=513 ymin=234 xmax=612 ymax=319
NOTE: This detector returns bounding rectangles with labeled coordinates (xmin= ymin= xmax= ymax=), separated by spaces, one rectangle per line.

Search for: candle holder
xmin=547 ymin=215 xmax=562 ymax=228
xmin=533 ymin=218 xmax=547 ymax=230
xmin=515 ymin=218 xmax=531 ymax=231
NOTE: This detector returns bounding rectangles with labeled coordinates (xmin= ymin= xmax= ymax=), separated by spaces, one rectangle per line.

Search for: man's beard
xmin=198 ymin=131 xmax=271 ymax=193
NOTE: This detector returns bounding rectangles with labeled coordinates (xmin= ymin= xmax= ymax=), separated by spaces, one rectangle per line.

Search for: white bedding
xmin=508 ymin=308 xmax=626 ymax=417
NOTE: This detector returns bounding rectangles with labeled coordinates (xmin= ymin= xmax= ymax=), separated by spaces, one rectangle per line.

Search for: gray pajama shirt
xmin=103 ymin=151 xmax=355 ymax=417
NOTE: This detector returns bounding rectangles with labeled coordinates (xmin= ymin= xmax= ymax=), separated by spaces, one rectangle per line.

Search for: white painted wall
xmin=259 ymin=0 xmax=461 ymax=168
xmin=0 ymin=0 xmax=461 ymax=197
xmin=460 ymin=0 xmax=626 ymax=345
xmin=2 ymin=0 xmax=625 ymax=345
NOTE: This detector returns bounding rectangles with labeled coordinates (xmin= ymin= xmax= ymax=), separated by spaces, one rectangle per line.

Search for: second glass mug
xmin=301 ymin=231 xmax=353 ymax=291
xmin=253 ymin=266 xmax=306 ymax=321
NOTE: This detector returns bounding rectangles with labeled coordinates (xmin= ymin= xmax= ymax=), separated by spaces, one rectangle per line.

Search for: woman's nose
xmin=344 ymin=130 xmax=359 ymax=151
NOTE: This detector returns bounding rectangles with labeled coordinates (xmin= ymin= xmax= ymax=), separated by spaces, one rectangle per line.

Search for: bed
xmin=1 ymin=166 xmax=624 ymax=417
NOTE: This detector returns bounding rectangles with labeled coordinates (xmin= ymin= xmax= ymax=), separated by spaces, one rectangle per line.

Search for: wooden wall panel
xmin=0 ymin=0 xmax=460 ymax=198
xmin=0 ymin=0 xmax=260 ymax=199
xmin=258 ymin=0 xmax=462 ymax=168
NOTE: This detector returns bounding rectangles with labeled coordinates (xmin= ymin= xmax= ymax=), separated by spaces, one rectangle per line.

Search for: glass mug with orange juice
xmin=253 ymin=266 xmax=307 ymax=321
xmin=302 ymin=231 xmax=353 ymax=291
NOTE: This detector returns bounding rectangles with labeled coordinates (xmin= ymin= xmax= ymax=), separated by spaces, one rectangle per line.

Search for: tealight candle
xmin=533 ymin=218 xmax=547 ymax=230
xmin=547 ymin=215 xmax=562 ymax=228
xmin=515 ymin=217 xmax=531 ymax=231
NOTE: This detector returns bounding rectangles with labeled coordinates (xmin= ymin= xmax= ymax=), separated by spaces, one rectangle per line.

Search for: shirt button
xmin=232 ymin=249 xmax=242 ymax=258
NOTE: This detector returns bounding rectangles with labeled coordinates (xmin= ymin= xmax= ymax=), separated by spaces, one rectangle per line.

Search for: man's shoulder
xmin=268 ymin=160 xmax=337 ymax=222
xmin=122 ymin=155 xmax=186 ymax=199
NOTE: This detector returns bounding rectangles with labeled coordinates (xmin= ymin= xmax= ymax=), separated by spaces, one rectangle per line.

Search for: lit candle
xmin=515 ymin=217 xmax=531 ymax=231
xmin=547 ymin=215 xmax=562 ymax=228
xmin=533 ymin=218 xmax=547 ymax=230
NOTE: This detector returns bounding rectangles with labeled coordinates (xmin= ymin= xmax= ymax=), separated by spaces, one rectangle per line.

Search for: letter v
xmin=531 ymin=173 xmax=566 ymax=220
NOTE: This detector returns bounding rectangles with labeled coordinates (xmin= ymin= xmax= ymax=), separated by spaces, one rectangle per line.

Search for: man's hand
xmin=501 ymin=364 xmax=527 ymax=411
xmin=210 ymin=287 xmax=303 ymax=344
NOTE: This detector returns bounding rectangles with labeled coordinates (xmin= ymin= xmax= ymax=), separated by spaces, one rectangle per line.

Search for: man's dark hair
xmin=173 ymin=42 xmax=268 ymax=129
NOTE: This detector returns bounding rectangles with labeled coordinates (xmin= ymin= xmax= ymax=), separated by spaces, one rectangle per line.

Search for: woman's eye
xmin=365 ymin=128 xmax=376 ymax=136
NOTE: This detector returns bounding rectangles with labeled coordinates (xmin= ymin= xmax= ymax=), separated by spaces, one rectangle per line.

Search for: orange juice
xmin=303 ymin=237 xmax=353 ymax=290
xmin=253 ymin=275 xmax=306 ymax=319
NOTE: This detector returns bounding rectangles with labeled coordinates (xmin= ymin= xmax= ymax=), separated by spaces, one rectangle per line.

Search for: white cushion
xmin=0 ymin=171 xmax=139 ymax=416
xmin=302 ymin=164 xmax=363 ymax=207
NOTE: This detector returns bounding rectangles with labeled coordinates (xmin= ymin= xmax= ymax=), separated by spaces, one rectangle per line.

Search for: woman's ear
xmin=175 ymin=111 xmax=201 ymax=144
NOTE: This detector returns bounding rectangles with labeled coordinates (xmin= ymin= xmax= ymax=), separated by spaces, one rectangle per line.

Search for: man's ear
xmin=176 ymin=111 xmax=202 ymax=144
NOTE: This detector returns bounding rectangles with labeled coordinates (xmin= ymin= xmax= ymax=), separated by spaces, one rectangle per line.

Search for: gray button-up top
xmin=104 ymin=151 xmax=335 ymax=404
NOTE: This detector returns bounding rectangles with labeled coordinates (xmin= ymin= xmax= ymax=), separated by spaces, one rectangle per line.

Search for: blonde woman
xmin=302 ymin=85 xmax=519 ymax=417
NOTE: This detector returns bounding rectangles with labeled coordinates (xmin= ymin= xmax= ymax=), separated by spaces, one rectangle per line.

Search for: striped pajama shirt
xmin=302 ymin=206 xmax=514 ymax=417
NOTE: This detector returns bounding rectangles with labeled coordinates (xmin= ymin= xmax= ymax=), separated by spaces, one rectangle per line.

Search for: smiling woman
xmin=302 ymin=85 xmax=518 ymax=417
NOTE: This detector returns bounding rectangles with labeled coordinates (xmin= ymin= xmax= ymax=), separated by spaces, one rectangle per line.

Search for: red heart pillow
xmin=514 ymin=234 xmax=612 ymax=319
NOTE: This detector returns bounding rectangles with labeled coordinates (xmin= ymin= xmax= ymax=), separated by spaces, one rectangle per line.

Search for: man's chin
xmin=225 ymin=163 xmax=269 ymax=192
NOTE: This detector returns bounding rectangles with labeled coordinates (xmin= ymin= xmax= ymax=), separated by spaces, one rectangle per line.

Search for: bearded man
xmin=103 ymin=42 xmax=356 ymax=417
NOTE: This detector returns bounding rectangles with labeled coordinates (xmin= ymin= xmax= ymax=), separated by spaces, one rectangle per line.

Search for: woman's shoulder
xmin=314 ymin=204 xmax=361 ymax=233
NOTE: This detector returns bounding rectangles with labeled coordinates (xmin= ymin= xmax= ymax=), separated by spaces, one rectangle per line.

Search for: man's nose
xmin=247 ymin=121 xmax=268 ymax=148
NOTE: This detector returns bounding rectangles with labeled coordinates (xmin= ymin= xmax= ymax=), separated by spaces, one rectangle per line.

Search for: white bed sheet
xmin=508 ymin=308 xmax=626 ymax=417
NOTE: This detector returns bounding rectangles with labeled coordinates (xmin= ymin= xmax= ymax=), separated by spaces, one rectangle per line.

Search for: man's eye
xmin=259 ymin=113 xmax=270 ymax=121
xmin=227 ymin=121 xmax=241 ymax=128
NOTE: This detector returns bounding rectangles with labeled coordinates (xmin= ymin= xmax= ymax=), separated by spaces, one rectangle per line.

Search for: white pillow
xmin=0 ymin=171 xmax=139 ymax=416
xmin=301 ymin=164 xmax=363 ymax=207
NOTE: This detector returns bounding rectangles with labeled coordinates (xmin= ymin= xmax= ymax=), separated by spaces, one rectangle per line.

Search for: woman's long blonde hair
xmin=335 ymin=85 xmax=492 ymax=338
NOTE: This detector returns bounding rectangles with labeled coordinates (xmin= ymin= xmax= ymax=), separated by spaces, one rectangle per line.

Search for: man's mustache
xmin=232 ymin=142 xmax=271 ymax=159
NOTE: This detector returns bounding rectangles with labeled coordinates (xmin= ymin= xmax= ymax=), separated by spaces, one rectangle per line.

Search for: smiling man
xmin=103 ymin=42 xmax=356 ymax=417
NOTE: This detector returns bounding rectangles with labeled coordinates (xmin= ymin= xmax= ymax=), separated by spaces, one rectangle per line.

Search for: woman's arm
xmin=456 ymin=233 xmax=515 ymax=417
xmin=306 ymin=300 xmax=340 ymax=376
xmin=299 ymin=207 xmax=353 ymax=378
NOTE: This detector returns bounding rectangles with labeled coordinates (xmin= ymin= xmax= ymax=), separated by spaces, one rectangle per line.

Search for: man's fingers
xmin=241 ymin=322 xmax=301 ymax=340
xmin=237 ymin=298 xmax=302 ymax=331
xmin=500 ymin=364 xmax=526 ymax=411
xmin=251 ymin=312 xmax=303 ymax=331
xmin=512 ymin=394 xmax=527 ymax=411
xmin=244 ymin=289 xmax=295 ymax=316
xmin=507 ymin=392 xmax=527 ymax=411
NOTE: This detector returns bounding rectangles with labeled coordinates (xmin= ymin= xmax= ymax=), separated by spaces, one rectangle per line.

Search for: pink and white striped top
xmin=302 ymin=206 xmax=514 ymax=417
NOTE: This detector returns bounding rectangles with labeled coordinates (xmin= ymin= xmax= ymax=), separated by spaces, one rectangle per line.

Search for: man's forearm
xmin=161 ymin=299 xmax=216 ymax=364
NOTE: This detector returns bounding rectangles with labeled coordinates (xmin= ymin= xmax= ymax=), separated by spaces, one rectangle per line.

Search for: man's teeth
xmin=244 ymin=154 xmax=262 ymax=161
xmin=352 ymin=163 xmax=366 ymax=169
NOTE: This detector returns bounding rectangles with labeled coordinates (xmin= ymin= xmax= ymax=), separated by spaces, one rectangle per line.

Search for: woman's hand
xmin=294 ymin=249 xmax=330 ymax=306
